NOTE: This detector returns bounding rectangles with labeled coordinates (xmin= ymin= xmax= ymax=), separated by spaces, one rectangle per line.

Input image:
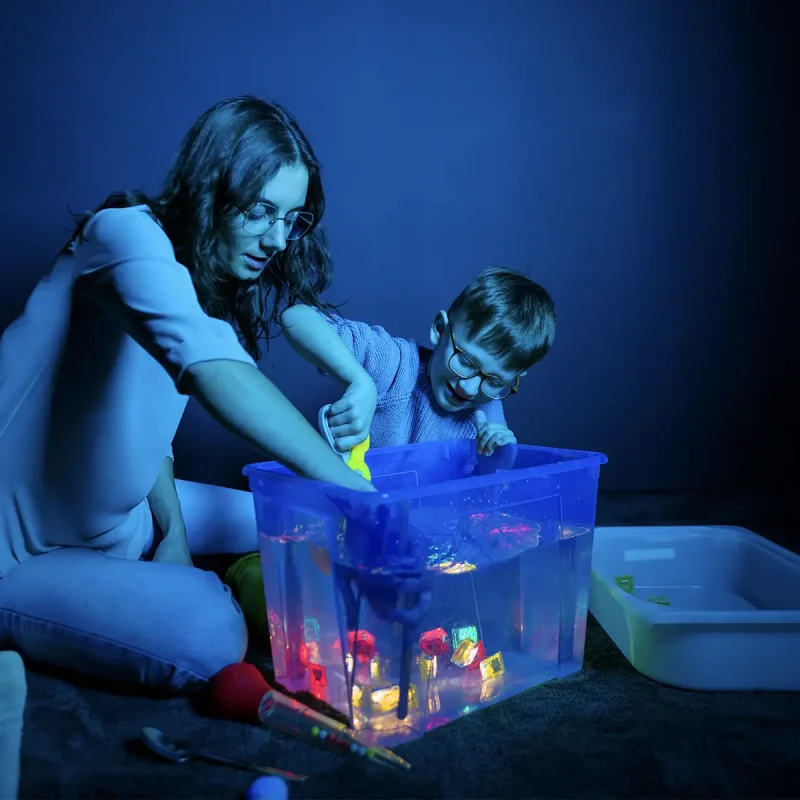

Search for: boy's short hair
xmin=448 ymin=267 xmax=556 ymax=373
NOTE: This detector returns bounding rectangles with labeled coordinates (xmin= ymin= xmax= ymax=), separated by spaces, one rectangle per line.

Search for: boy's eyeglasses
xmin=448 ymin=324 xmax=519 ymax=400
xmin=240 ymin=202 xmax=314 ymax=240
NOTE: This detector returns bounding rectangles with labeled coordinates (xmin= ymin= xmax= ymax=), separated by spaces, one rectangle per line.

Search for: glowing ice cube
xmin=369 ymin=655 xmax=381 ymax=681
xmin=480 ymin=676 xmax=504 ymax=702
xmin=370 ymin=684 xmax=419 ymax=714
xmin=351 ymin=684 xmax=365 ymax=708
xmin=479 ymin=652 xmax=505 ymax=680
xmin=451 ymin=625 xmax=479 ymax=650
xmin=451 ymin=639 xmax=480 ymax=668
xmin=419 ymin=654 xmax=438 ymax=680
xmin=309 ymin=663 xmax=328 ymax=688
xmin=303 ymin=616 xmax=320 ymax=642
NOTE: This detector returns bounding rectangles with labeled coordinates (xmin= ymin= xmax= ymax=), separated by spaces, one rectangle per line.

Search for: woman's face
xmin=220 ymin=162 xmax=310 ymax=281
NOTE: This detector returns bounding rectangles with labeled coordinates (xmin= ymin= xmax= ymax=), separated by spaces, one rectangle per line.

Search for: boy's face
xmin=428 ymin=311 xmax=524 ymax=413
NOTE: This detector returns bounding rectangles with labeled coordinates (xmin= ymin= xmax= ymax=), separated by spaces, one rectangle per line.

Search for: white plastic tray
xmin=589 ymin=525 xmax=800 ymax=691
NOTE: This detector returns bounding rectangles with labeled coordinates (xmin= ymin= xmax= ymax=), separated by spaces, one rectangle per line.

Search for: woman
xmin=0 ymin=96 xmax=373 ymax=692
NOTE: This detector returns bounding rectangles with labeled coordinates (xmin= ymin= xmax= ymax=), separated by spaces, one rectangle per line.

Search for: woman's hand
xmin=183 ymin=360 xmax=377 ymax=491
xmin=326 ymin=374 xmax=377 ymax=452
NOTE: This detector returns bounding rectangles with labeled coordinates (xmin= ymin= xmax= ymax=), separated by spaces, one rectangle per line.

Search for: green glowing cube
xmin=451 ymin=624 xmax=478 ymax=650
xmin=303 ymin=616 xmax=320 ymax=642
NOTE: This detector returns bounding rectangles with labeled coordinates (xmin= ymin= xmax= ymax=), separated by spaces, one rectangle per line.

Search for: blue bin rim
xmin=242 ymin=439 xmax=608 ymax=506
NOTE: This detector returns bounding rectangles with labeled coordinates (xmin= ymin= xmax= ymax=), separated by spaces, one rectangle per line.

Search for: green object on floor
xmin=647 ymin=595 xmax=671 ymax=606
xmin=225 ymin=553 xmax=268 ymax=636
xmin=614 ymin=575 xmax=635 ymax=594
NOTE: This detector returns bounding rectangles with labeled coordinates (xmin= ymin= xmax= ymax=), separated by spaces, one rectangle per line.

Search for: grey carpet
xmin=18 ymin=488 xmax=800 ymax=799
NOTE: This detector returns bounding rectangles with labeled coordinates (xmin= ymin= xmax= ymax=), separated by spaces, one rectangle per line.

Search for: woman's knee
xmin=181 ymin=572 xmax=249 ymax=681
xmin=0 ymin=549 xmax=248 ymax=692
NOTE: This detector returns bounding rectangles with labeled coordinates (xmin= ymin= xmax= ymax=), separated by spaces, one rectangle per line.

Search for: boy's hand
xmin=326 ymin=374 xmax=377 ymax=452
xmin=474 ymin=409 xmax=517 ymax=456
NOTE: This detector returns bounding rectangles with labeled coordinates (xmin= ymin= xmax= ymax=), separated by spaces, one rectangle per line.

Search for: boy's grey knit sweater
xmin=327 ymin=314 xmax=506 ymax=447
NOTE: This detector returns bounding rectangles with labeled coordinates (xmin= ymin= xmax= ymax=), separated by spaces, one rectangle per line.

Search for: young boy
xmin=280 ymin=267 xmax=556 ymax=456
xmin=226 ymin=268 xmax=556 ymax=643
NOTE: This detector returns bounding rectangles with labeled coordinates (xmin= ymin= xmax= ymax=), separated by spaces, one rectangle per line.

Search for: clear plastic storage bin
xmin=244 ymin=439 xmax=607 ymax=745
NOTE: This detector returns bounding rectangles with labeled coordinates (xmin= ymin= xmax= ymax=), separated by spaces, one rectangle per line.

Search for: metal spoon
xmin=140 ymin=726 xmax=307 ymax=783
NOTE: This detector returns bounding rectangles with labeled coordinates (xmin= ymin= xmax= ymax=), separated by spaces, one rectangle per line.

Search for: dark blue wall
xmin=0 ymin=0 xmax=795 ymax=492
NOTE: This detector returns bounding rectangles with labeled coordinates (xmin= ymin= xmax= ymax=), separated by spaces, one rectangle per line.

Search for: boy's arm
xmin=281 ymin=305 xmax=415 ymax=451
xmin=279 ymin=304 xmax=371 ymax=389
xmin=280 ymin=305 xmax=414 ymax=400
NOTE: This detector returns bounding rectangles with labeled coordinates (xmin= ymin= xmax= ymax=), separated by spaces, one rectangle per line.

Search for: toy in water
xmin=224 ymin=404 xmax=366 ymax=630
xmin=647 ymin=595 xmax=671 ymax=606
xmin=225 ymin=552 xmax=268 ymax=637
xmin=419 ymin=627 xmax=450 ymax=657
xmin=318 ymin=403 xmax=372 ymax=481
xmin=452 ymin=624 xmax=479 ymax=649
xmin=614 ymin=575 xmax=635 ymax=594
xmin=318 ymin=406 xmax=428 ymax=721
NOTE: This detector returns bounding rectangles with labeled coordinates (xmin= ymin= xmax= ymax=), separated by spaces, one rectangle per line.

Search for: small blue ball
xmin=246 ymin=775 xmax=289 ymax=800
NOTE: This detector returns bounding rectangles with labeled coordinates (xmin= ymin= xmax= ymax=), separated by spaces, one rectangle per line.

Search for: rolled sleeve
xmin=74 ymin=207 xmax=256 ymax=391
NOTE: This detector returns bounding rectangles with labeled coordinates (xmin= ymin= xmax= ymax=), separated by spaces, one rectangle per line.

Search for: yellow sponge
xmin=346 ymin=436 xmax=371 ymax=481
xmin=318 ymin=404 xmax=372 ymax=481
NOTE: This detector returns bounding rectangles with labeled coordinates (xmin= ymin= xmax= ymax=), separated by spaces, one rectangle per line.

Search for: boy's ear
xmin=429 ymin=310 xmax=449 ymax=347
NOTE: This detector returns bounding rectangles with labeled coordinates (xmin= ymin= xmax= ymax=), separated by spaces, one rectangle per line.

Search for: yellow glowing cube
xmin=420 ymin=654 xmax=438 ymax=681
xmin=438 ymin=561 xmax=477 ymax=574
xmin=451 ymin=638 xmax=479 ymax=668
xmin=370 ymin=684 xmax=419 ymax=714
xmin=351 ymin=684 xmax=365 ymax=708
xmin=369 ymin=655 xmax=381 ymax=681
xmin=479 ymin=651 xmax=505 ymax=680
xmin=480 ymin=676 xmax=504 ymax=702
xmin=306 ymin=641 xmax=321 ymax=663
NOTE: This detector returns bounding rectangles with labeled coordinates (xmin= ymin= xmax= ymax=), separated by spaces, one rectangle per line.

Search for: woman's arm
xmin=147 ymin=455 xmax=185 ymax=539
xmin=147 ymin=456 xmax=193 ymax=565
xmin=76 ymin=208 xmax=374 ymax=493
xmin=181 ymin=359 xmax=374 ymax=490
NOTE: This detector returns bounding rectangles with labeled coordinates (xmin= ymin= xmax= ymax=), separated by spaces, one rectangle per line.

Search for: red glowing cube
xmin=347 ymin=630 xmax=376 ymax=661
xmin=309 ymin=663 xmax=328 ymax=689
xmin=420 ymin=627 xmax=451 ymax=657
xmin=466 ymin=640 xmax=488 ymax=671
